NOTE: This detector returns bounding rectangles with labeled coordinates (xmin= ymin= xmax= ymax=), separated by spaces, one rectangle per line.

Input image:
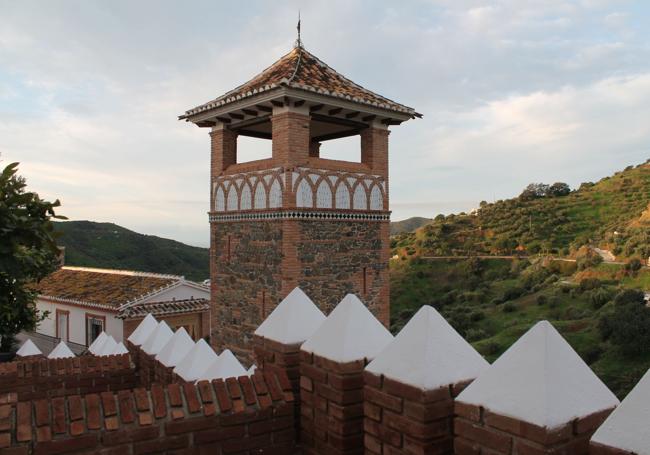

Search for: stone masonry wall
xmin=211 ymin=220 xmax=283 ymax=362
xmin=454 ymin=402 xmax=613 ymax=454
xmin=0 ymin=355 xmax=136 ymax=401
xmin=295 ymin=219 xmax=389 ymax=325
xmin=0 ymin=371 xmax=295 ymax=454
xmin=211 ymin=218 xmax=389 ymax=362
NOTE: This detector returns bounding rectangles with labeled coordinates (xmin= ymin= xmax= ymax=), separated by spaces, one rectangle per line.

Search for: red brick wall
xmin=454 ymin=402 xmax=613 ymax=454
xmin=1 ymin=371 xmax=295 ymax=454
xmin=300 ymin=351 xmax=366 ymax=454
xmin=590 ymin=442 xmax=635 ymax=455
xmin=363 ymin=372 xmax=469 ymax=454
xmin=271 ymin=111 xmax=310 ymax=165
xmin=253 ymin=334 xmax=302 ymax=438
xmin=0 ymin=355 xmax=136 ymax=401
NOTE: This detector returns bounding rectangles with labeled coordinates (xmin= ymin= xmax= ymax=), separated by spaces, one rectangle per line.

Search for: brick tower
xmin=180 ymin=41 xmax=420 ymax=360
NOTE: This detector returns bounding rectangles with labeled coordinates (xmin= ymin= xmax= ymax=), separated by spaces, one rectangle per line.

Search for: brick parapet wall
xmin=589 ymin=442 xmax=636 ymax=455
xmin=454 ymin=402 xmax=614 ymax=454
xmin=0 ymin=355 xmax=136 ymax=401
xmin=0 ymin=370 xmax=296 ymax=454
xmin=253 ymin=334 xmax=302 ymax=440
xmin=300 ymin=351 xmax=366 ymax=455
xmin=363 ymin=371 xmax=470 ymax=455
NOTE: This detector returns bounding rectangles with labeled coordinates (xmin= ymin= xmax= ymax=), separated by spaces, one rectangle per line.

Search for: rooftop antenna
xmin=295 ymin=11 xmax=302 ymax=48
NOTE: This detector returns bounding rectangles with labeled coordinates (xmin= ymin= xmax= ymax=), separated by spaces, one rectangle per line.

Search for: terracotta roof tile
xmin=36 ymin=267 xmax=182 ymax=310
xmin=183 ymin=46 xmax=420 ymax=118
xmin=117 ymin=298 xmax=210 ymax=319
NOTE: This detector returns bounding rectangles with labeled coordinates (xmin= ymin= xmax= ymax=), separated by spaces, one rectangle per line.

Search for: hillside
xmin=54 ymin=221 xmax=209 ymax=281
xmin=389 ymin=161 xmax=650 ymax=399
xmin=390 ymin=216 xmax=431 ymax=235
xmin=393 ymin=161 xmax=650 ymax=259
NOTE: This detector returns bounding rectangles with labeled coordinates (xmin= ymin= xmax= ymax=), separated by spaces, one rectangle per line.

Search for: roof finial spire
xmin=295 ymin=11 xmax=302 ymax=48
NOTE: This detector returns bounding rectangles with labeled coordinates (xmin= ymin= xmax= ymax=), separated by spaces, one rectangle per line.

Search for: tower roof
xmin=366 ymin=306 xmax=489 ymax=390
xmin=181 ymin=45 xmax=421 ymax=122
xmin=301 ymin=294 xmax=393 ymax=363
xmin=254 ymin=287 xmax=326 ymax=345
xmin=591 ymin=368 xmax=650 ymax=454
xmin=457 ymin=321 xmax=619 ymax=429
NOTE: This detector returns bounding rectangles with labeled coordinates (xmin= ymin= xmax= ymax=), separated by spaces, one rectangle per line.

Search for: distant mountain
xmin=54 ymin=221 xmax=209 ymax=281
xmin=390 ymin=217 xmax=431 ymax=235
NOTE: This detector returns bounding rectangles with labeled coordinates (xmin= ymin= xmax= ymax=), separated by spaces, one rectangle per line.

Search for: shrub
xmin=536 ymin=295 xmax=548 ymax=306
xmin=466 ymin=328 xmax=487 ymax=342
xmin=580 ymin=344 xmax=604 ymax=364
xmin=502 ymin=286 xmax=525 ymax=301
xmin=604 ymin=301 xmax=650 ymax=356
xmin=503 ymin=302 xmax=517 ymax=313
xmin=479 ymin=341 xmax=501 ymax=356
xmin=589 ymin=288 xmax=612 ymax=309
xmin=470 ymin=311 xmax=485 ymax=322
xmin=579 ymin=278 xmax=602 ymax=292
xmin=624 ymin=258 xmax=643 ymax=274
xmin=613 ymin=289 xmax=645 ymax=307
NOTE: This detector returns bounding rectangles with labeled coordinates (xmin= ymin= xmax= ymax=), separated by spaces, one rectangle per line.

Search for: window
xmin=56 ymin=309 xmax=69 ymax=342
xmin=85 ymin=313 xmax=106 ymax=346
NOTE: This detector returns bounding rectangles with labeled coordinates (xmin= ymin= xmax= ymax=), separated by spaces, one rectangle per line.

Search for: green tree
xmin=0 ymin=163 xmax=63 ymax=352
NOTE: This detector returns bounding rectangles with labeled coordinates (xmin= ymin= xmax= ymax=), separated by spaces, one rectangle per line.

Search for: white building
xmin=35 ymin=266 xmax=210 ymax=347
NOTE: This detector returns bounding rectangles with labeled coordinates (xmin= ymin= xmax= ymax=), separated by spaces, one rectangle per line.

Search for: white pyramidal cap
xmin=88 ymin=331 xmax=109 ymax=355
xmin=196 ymin=349 xmax=246 ymax=382
xmin=112 ymin=342 xmax=129 ymax=355
xmin=48 ymin=341 xmax=75 ymax=359
xmin=301 ymin=294 xmax=393 ymax=363
xmin=254 ymin=287 xmax=326 ymax=344
xmin=141 ymin=321 xmax=174 ymax=355
xmin=97 ymin=336 xmax=118 ymax=357
xmin=457 ymin=321 xmax=619 ymax=429
xmin=591 ymin=368 xmax=650 ymax=454
xmin=173 ymin=339 xmax=218 ymax=382
xmin=127 ymin=314 xmax=158 ymax=346
xmin=16 ymin=339 xmax=42 ymax=357
xmin=366 ymin=305 xmax=489 ymax=390
xmin=247 ymin=365 xmax=257 ymax=376
xmin=156 ymin=327 xmax=195 ymax=367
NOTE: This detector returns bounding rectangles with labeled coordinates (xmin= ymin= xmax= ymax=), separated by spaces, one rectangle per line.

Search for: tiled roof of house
xmin=118 ymin=298 xmax=210 ymax=319
xmin=182 ymin=45 xmax=420 ymax=119
xmin=36 ymin=266 xmax=183 ymax=310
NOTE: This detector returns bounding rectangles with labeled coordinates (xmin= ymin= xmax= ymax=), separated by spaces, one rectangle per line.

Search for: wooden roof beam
xmin=255 ymin=104 xmax=272 ymax=112
xmin=242 ymin=109 xmax=258 ymax=116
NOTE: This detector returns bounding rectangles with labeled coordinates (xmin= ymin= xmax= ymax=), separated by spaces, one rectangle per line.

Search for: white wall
xmin=36 ymin=299 xmax=124 ymax=345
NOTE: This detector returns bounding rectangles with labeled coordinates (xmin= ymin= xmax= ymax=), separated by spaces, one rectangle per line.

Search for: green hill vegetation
xmin=393 ymin=161 xmax=650 ymax=259
xmin=389 ymin=160 xmax=650 ymax=399
xmin=54 ymin=221 xmax=209 ymax=281
xmin=390 ymin=217 xmax=431 ymax=235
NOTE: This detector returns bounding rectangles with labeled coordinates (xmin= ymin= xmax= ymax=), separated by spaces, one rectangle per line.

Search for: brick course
xmin=0 ymin=355 xmax=136 ymax=401
xmin=300 ymin=351 xmax=367 ymax=454
xmin=454 ymin=403 xmax=614 ymax=455
xmin=1 ymin=370 xmax=295 ymax=454
xmin=363 ymin=371 xmax=470 ymax=454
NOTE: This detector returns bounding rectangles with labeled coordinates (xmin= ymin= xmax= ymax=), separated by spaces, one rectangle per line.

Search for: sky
xmin=1 ymin=1 xmax=649 ymax=247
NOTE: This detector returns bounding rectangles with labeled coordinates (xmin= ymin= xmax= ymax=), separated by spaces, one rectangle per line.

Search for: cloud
xmin=1 ymin=0 xmax=649 ymax=236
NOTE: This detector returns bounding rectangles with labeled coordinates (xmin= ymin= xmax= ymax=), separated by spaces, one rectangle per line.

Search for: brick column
xmin=300 ymin=294 xmax=393 ymax=454
xmin=360 ymin=124 xmax=389 ymax=178
xmin=364 ymin=374 xmax=470 ymax=454
xmin=590 ymin=368 xmax=650 ymax=455
xmin=210 ymin=124 xmax=237 ymax=178
xmin=455 ymin=321 xmax=618 ymax=454
xmin=271 ymin=106 xmax=310 ymax=166
xmin=253 ymin=287 xmax=326 ymax=442
xmin=363 ymin=305 xmax=488 ymax=454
